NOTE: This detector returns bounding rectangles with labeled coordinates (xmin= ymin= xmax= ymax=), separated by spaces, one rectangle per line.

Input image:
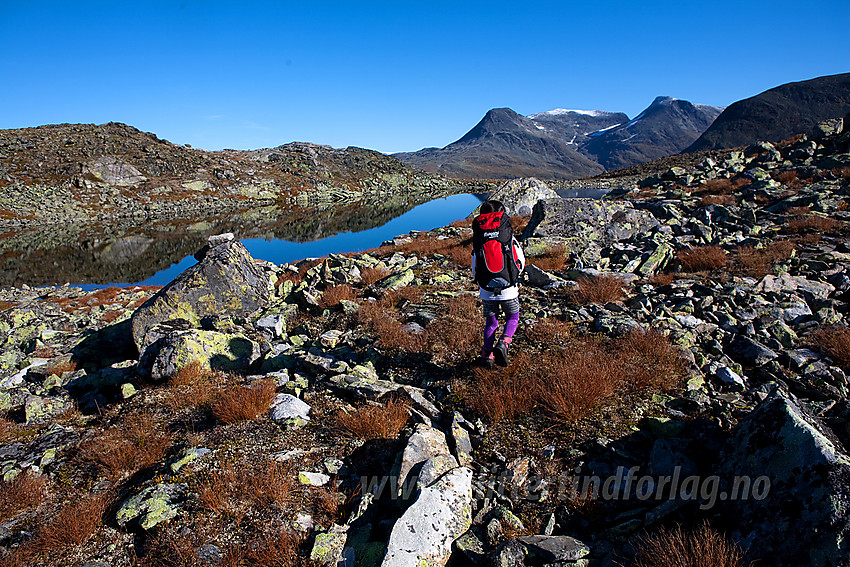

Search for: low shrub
xmin=542 ymin=345 xmax=620 ymax=423
xmin=197 ymin=460 xmax=294 ymax=519
xmin=677 ymin=246 xmax=728 ymax=272
xmin=525 ymin=317 xmax=572 ymax=344
xmin=211 ymin=379 xmax=277 ymax=424
xmin=335 ymin=399 xmax=411 ymax=440
xmin=633 ymin=523 xmax=747 ymax=567
xmin=464 ymin=352 xmax=538 ymax=422
xmin=617 ymin=328 xmax=687 ymax=390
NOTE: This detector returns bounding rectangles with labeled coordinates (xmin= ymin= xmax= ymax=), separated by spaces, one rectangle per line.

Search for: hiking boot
xmin=493 ymin=340 xmax=509 ymax=367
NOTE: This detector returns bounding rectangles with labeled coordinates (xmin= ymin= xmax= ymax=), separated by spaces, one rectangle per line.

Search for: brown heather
xmin=464 ymin=352 xmax=538 ymax=423
xmin=45 ymin=358 xmax=78 ymax=376
xmin=376 ymin=234 xmax=472 ymax=267
xmin=810 ymin=326 xmax=850 ymax=371
xmin=569 ymin=275 xmax=626 ymax=304
xmin=677 ymin=245 xmax=728 ymax=272
xmin=212 ymin=379 xmax=277 ymax=424
xmin=699 ymin=193 xmax=736 ymax=206
xmin=0 ymin=472 xmax=47 ymax=522
xmin=647 ymin=273 xmax=681 ymax=286
xmin=335 ymin=399 xmax=411 ymax=440
xmin=633 ymin=523 xmax=747 ymax=567
xmin=2 ymin=493 xmax=111 ymax=565
xmin=695 ymin=177 xmax=749 ymax=197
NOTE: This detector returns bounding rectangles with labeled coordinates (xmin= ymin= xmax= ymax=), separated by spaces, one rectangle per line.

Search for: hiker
xmin=471 ymin=200 xmax=525 ymax=368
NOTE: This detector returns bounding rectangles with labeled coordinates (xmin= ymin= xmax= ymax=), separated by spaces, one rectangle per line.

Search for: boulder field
xmin=0 ymin=118 xmax=849 ymax=566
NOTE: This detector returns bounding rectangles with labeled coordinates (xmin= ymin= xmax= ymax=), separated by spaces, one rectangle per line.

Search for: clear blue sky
xmin=1 ymin=1 xmax=848 ymax=154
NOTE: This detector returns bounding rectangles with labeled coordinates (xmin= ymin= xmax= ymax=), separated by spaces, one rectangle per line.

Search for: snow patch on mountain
xmin=529 ymin=108 xmax=613 ymax=119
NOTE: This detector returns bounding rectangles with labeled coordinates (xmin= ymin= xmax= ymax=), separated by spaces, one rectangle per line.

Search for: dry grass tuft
xmin=212 ymin=379 xmax=277 ymax=424
xmin=377 ymin=234 xmax=472 ymax=267
xmin=80 ymin=414 xmax=172 ymax=481
xmin=243 ymin=528 xmax=306 ymax=567
xmin=633 ymin=523 xmax=747 ymax=567
xmin=810 ymin=326 xmax=850 ymax=371
xmin=464 ymin=352 xmax=538 ymax=422
xmin=699 ymin=193 xmax=736 ymax=206
xmin=569 ymin=275 xmax=626 ymax=304
xmin=35 ymin=493 xmax=107 ymax=549
xmin=695 ymin=177 xmax=749 ymax=197
xmin=320 ymin=284 xmax=356 ymax=308
xmin=735 ymin=240 xmax=795 ymax=277
xmin=463 ymin=329 xmax=684 ymax=423
xmin=45 ymin=359 xmax=78 ymax=376
xmin=677 ymin=246 xmax=728 ymax=272
xmin=772 ymin=169 xmax=802 ymax=188
xmin=511 ymin=215 xmax=532 ymax=234
xmin=647 ymin=273 xmax=681 ymax=286
xmin=525 ymin=317 xmax=572 ymax=344
xmin=785 ymin=214 xmax=840 ymax=233
xmin=0 ymin=472 xmax=47 ymax=522
xmin=335 ymin=399 xmax=411 ymax=440
xmin=197 ymin=460 xmax=294 ymax=520
xmin=166 ymin=360 xmax=220 ymax=412
xmin=360 ymin=266 xmax=391 ymax=286
xmin=618 ymin=328 xmax=687 ymax=390
xmin=531 ymin=244 xmax=569 ymax=272
xmin=427 ymin=294 xmax=483 ymax=363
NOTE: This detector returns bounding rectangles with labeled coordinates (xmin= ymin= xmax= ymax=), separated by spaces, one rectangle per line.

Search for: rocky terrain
xmin=394 ymin=98 xmax=723 ymax=180
xmin=0 ymin=117 xmax=849 ymax=566
xmin=688 ymin=72 xmax=850 ymax=152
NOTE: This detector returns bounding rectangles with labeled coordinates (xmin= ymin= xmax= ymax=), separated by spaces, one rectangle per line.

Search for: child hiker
xmin=471 ymin=200 xmax=525 ymax=367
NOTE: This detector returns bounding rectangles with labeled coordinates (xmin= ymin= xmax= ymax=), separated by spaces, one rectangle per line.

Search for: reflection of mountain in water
xmin=0 ymin=195 xmax=455 ymax=286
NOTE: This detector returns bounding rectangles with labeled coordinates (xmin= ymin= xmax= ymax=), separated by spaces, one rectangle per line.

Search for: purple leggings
xmin=482 ymin=298 xmax=520 ymax=355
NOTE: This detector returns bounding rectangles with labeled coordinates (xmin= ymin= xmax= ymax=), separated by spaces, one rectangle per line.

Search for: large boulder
xmin=485 ymin=177 xmax=560 ymax=216
xmin=381 ymin=424 xmax=473 ymax=567
xmin=141 ymin=328 xmax=261 ymax=380
xmin=718 ymin=389 xmax=850 ymax=566
xmin=522 ymin=198 xmax=659 ymax=263
xmin=130 ymin=237 xmax=270 ymax=351
xmin=381 ymin=466 xmax=473 ymax=567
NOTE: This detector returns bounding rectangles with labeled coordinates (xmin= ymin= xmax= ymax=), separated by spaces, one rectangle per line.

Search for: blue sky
xmin=1 ymin=1 xmax=848 ymax=154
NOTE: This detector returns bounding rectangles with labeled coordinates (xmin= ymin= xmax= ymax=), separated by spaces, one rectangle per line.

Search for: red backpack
xmin=472 ymin=211 xmax=522 ymax=293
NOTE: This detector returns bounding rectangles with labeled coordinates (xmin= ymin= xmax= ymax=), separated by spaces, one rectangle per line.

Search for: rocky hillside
xmin=687 ymin=72 xmax=850 ymax=152
xmin=394 ymin=98 xmax=722 ymax=180
xmin=0 ymin=122 xmax=480 ymax=226
xmin=0 ymin=119 xmax=849 ymax=566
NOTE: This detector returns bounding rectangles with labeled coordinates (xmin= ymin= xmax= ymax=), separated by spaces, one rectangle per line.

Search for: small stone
xmin=120 ymin=383 xmax=137 ymax=399
xmin=269 ymin=394 xmax=311 ymax=427
xmin=299 ymin=471 xmax=331 ymax=486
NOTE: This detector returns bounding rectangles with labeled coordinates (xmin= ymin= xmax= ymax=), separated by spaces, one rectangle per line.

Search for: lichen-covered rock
xmin=523 ymin=198 xmax=659 ymax=263
xmin=141 ymin=328 xmax=261 ymax=380
xmin=398 ymin=424 xmax=456 ymax=491
xmin=130 ymin=239 xmax=270 ymax=350
xmin=718 ymin=390 xmax=850 ymax=566
xmin=380 ymin=466 xmax=473 ymax=567
xmin=116 ymin=483 xmax=187 ymax=530
xmin=485 ymin=177 xmax=560 ymax=216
